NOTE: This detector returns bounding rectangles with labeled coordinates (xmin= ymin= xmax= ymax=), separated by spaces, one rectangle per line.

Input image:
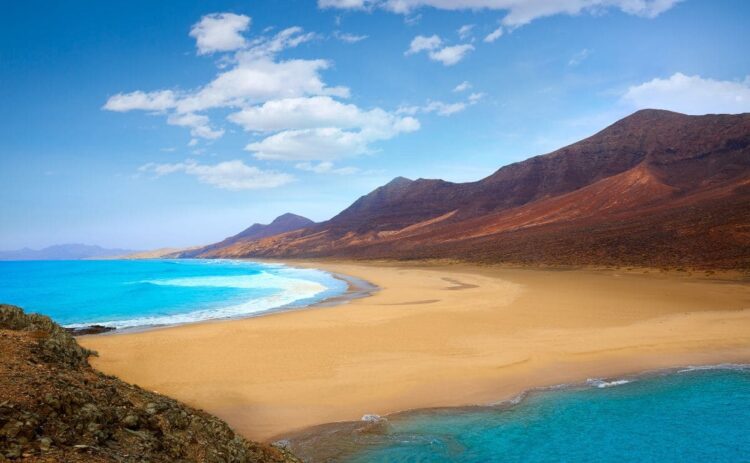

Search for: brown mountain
xmin=186 ymin=213 xmax=314 ymax=258
xmin=198 ymin=109 xmax=750 ymax=269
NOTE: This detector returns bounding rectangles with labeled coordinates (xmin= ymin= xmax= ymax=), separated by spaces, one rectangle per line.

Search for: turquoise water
xmin=340 ymin=367 xmax=750 ymax=463
xmin=0 ymin=259 xmax=347 ymax=328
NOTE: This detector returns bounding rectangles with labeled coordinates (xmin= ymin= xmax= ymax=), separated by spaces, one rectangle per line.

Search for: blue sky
xmin=1 ymin=0 xmax=749 ymax=250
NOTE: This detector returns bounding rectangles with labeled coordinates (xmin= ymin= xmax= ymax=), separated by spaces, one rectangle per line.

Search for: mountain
xmin=0 ymin=304 xmax=300 ymax=462
xmin=185 ymin=213 xmax=314 ymax=258
xmin=0 ymin=244 xmax=137 ymax=261
xmin=198 ymin=110 xmax=750 ymax=269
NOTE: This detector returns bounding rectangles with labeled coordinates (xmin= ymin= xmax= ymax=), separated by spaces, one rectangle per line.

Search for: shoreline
xmin=79 ymin=260 xmax=750 ymax=442
xmin=73 ymin=259 xmax=379 ymax=336
xmin=279 ymin=362 xmax=750 ymax=460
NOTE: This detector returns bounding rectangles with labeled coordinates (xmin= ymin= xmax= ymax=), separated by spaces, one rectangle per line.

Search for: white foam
xmin=586 ymin=378 xmax=631 ymax=388
xmin=65 ymin=269 xmax=329 ymax=329
xmin=677 ymin=363 xmax=750 ymax=373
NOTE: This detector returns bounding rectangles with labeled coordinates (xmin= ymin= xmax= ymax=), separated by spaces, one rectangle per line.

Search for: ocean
xmin=0 ymin=259 xmax=348 ymax=329
xmin=323 ymin=367 xmax=750 ymax=462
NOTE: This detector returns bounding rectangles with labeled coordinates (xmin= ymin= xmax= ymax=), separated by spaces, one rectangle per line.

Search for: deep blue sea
xmin=0 ymin=259 xmax=347 ymax=329
xmin=338 ymin=367 xmax=750 ymax=463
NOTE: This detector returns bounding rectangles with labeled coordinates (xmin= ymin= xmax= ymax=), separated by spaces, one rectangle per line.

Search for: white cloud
xmin=167 ymin=113 xmax=224 ymax=139
xmin=334 ymin=31 xmax=369 ymax=43
xmin=106 ymin=14 xmax=419 ymax=162
xmin=244 ymin=106 xmax=420 ymax=161
xmin=139 ymin=159 xmax=293 ymax=190
xmin=568 ymin=48 xmax=591 ymax=66
xmin=105 ymin=23 xmax=352 ymax=144
xmin=230 ymin=96 xmax=418 ymax=161
xmin=295 ymin=161 xmax=360 ymax=175
xmin=174 ymin=57 xmax=344 ymax=114
xmin=229 ymin=96 xmax=369 ymax=132
xmin=103 ymin=90 xmax=177 ymax=112
xmin=425 ymin=101 xmax=467 ymax=116
xmin=319 ymin=0 xmax=371 ymax=8
xmin=453 ymin=81 xmax=472 ymax=92
xmin=406 ymin=35 xmax=473 ymax=65
xmin=398 ymin=91 xmax=484 ymax=117
xmin=484 ymin=26 xmax=503 ymax=43
xmin=457 ymin=24 xmax=475 ymax=39
xmin=320 ymin=0 xmax=681 ymax=27
xmin=428 ymin=44 xmax=474 ymax=66
xmin=622 ymin=73 xmax=750 ymax=115
xmin=190 ymin=13 xmax=251 ymax=55
xmin=405 ymin=34 xmax=442 ymax=54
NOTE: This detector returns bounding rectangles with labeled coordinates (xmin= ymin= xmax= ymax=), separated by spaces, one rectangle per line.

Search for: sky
xmin=1 ymin=0 xmax=749 ymax=250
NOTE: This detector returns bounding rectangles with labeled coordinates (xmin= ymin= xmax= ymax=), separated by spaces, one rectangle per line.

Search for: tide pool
xmin=329 ymin=367 xmax=750 ymax=462
xmin=0 ymin=259 xmax=348 ymax=329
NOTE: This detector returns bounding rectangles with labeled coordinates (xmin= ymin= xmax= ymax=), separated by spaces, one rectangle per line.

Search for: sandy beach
xmin=79 ymin=262 xmax=750 ymax=441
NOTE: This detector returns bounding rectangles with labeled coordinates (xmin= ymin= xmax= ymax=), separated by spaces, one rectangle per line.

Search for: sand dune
xmin=79 ymin=262 xmax=750 ymax=441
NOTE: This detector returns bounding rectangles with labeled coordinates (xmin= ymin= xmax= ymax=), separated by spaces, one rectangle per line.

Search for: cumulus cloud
xmin=230 ymin=96 xmax=419 ymax=161
xmin=320 ymin=0 xmax=681 ymax=27
xmin=622 ymin=73 xmax=750 ymax=115
xmin=484 ymin=26 xmax=503 ymax=42
xmin=190 ymin=13 xmax=251 ymax=55
xmin=405 ymin=34 xmax=442 ymax=54
xmin=243 ymin=106 xmax=420 ymax=161
xmin=428 ymin=44 xmax=474 ymax=66
xmin=106 ymin=13 xmax=421 ymax=166
xmin=103 ymin=90 xmax=177 ymax=112
xmin=139 ymin=160 xmax=294 ymax=190
xmin=167 ymin=113 xmax=224 ymax=139
xmin=406 ymin=35 xmax=473 ymax=65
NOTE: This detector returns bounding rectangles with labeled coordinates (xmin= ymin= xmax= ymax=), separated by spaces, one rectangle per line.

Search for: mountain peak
xmin=384 ymin=176 xmax=413 ymax=188
xmin=270 ymin=213 xmax=313 ymax=225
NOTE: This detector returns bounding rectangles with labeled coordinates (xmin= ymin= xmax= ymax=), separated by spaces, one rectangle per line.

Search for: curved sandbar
xmin=79 ymin=262 xmax=750 ymax=441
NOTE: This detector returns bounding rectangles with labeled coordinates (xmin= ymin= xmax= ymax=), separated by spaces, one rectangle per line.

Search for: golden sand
xmin=79 ymin=262 xmax=750 ymax=441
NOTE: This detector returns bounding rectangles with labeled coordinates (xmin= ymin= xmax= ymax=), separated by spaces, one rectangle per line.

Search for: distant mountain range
xmin=0 ymin=244 xmax=136 ymax=261
xmin=186 ymin=109 xmax=750 ymax=269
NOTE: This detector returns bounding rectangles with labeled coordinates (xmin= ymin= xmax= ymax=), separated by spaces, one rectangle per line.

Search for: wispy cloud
xmin=319 ymin=0 xmax=682 ymax=27
xmin=484 ymin=26 xmax=503 ymax=43
xmin=334 ymin=31 xmax=369 ymax=43
xmin=568 ymin=48 xmax=591 ymax=67
xmin=139 ymin=160 xmax=293 ymax=190
xmin=406 ymin=35 xmax=473 ymax=65
xmin=295 ymin=161 xmax=360 ymax=175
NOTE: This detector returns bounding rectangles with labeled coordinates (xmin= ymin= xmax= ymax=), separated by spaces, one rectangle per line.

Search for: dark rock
xmin=65 ymin=325 xmax=116 ymax=336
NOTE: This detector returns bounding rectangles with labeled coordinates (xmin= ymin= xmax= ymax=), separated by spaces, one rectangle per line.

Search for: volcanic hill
xmin=190 ymin=110 xmax=750 ymax=270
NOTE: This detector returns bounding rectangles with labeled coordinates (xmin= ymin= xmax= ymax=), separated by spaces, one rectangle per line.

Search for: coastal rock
xmin=0 ymin=304 xmax=301 ymax=462
xmin=64 ymin=325 xmax=116 ymax=336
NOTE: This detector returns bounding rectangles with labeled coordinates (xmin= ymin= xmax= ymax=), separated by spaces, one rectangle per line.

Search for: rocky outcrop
xmin=0 ymin=305 xmax=300 ymax=463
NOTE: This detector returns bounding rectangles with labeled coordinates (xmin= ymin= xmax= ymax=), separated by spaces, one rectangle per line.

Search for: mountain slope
xmin=0 ymin=244 xmax=137 ymax=261
xmin=200 ymin=110 xmax=750 ymax=269
xmin=0 ymin=305 xmax=299 ymax=462
xmin=184 ymin=213 xmax=314 ymax=258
